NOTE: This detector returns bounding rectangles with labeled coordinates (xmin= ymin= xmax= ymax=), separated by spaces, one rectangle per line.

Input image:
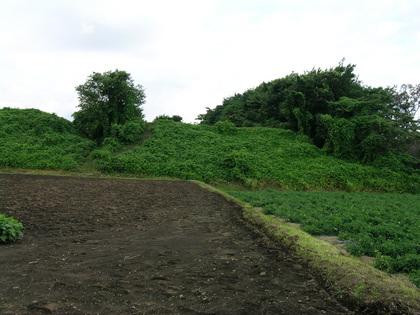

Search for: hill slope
xmin=0 ymin=108 xmax=94 ymax=170
xmin=94 ymin=120 xmax=419 ymax=193
xmin=1 ymin=109 xmax=418 ymax=192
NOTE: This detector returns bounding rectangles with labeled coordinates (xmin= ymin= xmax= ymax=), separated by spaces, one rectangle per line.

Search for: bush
xmin=102 ymin=137 xmax=123 ymax=153
xmin=111 ymin=118 xmax=146 ymax=144
xmin=154 ymin=114 xmax=183 ymax=122
xmin=91 ymin=120 xmax=420 ymax=193
xmin=215 ymin=120 xmax=236 ymax=134
xmin=222 ymin=150 xmax=254 ymax=181
xmin=0 ymin=214 xmax=24 ymax=243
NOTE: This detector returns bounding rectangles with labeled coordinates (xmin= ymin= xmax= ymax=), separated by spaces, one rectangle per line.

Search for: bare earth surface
xmin=0 ymin=174 xmax=350 ymax=314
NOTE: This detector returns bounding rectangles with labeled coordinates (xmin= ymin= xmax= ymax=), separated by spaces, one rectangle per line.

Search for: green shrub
xmin=111 ymin=118 xmax=146 ymax=144
xmin=90 ymin=149 xmax=112 ymax=160
xmin=222 ymin=150 xmax=254 ymax=180
xmin=154 ymin=114 xmax=183 ymax=122
xmin=215 ymin=120 xmax=236 ymax=134
xmin=0 ymin=214 xmax=24 ymax=243
xmin=102 ymin=137 xmax=123 ymax=153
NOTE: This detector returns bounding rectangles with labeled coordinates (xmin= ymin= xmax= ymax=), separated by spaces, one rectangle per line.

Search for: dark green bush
xmin=222 ymin=150 xmax=254 ymax=180
xmin=111 ymin=118 xmax=146 ymax=144
xmin=215 ymin=120 xmax=236 ymax=134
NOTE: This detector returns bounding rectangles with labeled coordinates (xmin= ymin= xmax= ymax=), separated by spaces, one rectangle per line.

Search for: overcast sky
xmin=1 ymin=0 xmax=419 ymax=123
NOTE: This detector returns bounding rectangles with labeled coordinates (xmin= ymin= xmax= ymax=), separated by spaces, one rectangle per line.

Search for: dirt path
xmin=0 ymin=174 xmax=350 ymax=314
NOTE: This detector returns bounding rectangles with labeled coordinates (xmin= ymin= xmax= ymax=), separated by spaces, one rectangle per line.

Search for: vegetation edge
xmin=194 ymin=181 xmax=420 ymax=314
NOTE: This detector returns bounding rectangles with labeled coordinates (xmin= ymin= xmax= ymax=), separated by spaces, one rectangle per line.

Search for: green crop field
xmin=228 ymin=189 xmax=420 ymax=286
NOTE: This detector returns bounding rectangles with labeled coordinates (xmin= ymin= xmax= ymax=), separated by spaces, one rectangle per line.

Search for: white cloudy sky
xmin=0 ymin=0 xmax=419 ymax=123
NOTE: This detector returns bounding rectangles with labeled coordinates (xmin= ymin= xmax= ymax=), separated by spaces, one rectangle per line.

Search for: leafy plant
xmin=0 ymin=214 xmax=24 ymax=243
xmin=111 ymin=117 xmax=146 ymax=144
xmin=215 ymin=120 xmax=236 ymax=134
xmin=409 ymin=270 xmax=420 ymax=288
xmin=222 ymin=150 xmax=254 ymax=181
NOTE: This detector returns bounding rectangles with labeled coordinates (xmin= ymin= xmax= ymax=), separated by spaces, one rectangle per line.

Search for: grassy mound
xmin=0 ymin=108 xmax=94 ymax=170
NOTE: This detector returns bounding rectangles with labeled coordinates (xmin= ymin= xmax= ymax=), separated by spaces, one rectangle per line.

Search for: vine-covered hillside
xmin=94 ymin=120 xmax=419 ymax=193
xmin=0 ymin=108 xmax=94 ymax=170
xmin=1 ymin=108 xmax=419 ymax=193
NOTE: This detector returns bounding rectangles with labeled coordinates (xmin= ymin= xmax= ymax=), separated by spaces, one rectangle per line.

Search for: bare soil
xmin=0 ymin=174 xmax=350 ymax=314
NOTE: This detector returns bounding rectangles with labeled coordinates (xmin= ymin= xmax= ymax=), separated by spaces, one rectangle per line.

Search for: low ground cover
xmin=228 ymin=190 xmax=420 ymax=287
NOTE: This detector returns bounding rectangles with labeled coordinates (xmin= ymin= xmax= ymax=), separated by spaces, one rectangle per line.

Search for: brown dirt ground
xmin=0 ymin=174 xmax=351 ymax=315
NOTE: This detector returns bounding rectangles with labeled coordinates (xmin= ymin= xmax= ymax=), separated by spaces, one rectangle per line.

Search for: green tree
xmin=72 ymin=70 xmax=146 ymax=142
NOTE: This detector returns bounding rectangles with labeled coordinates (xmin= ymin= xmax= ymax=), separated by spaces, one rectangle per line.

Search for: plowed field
xmin=0 ymin=174 xmax=350 ymax=314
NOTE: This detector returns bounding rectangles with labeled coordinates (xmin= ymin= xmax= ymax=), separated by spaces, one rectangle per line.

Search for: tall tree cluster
xmin=198 ymin=62 xmax=419 ymax=167
xmin=72 ymin=70 xmax=146 ymax=142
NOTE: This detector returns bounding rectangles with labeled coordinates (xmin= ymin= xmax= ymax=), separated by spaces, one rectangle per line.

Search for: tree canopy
xmin=72 ymin=70 xmax=146 ymax=142
xmin=198 ymin=61 xmax=419 ymax=168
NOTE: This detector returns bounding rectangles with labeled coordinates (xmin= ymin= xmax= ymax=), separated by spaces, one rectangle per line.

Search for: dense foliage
xmin=228 ymin=190 xmax=420 ymax=287
xmin=198 ymin=62 xmax=419 ymax=168
xmin=0 ymin=108 xmax=94 ymax=170
xmin=72 ymin=70 xmax=146 ymax=142
xmin=0 ymin=214 xmax=24 ymax=243
xmin=154 ymin=114 xmax=183 ymax=122
xmin=94 ymin=120 xmax=419 ymax=193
